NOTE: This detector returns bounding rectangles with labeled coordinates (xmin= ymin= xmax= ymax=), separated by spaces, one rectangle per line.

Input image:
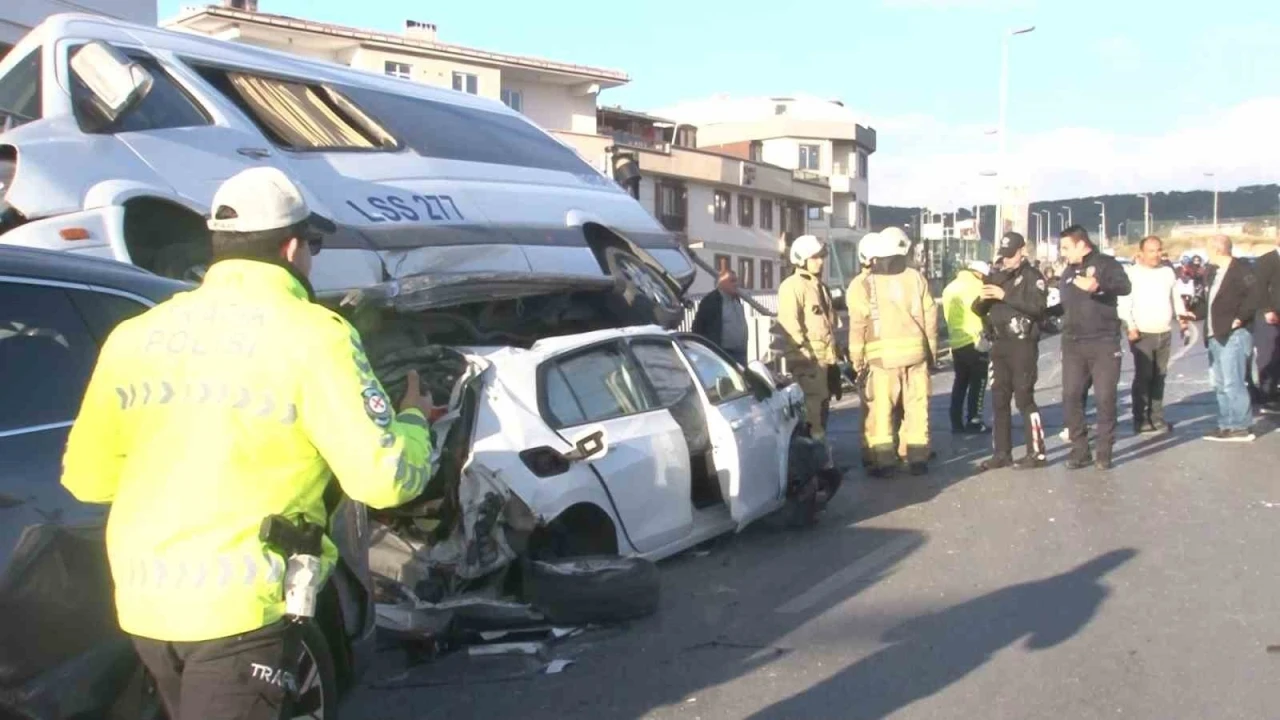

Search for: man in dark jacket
xmin=1251 ymin=238 xmax=1280 ymax=413
xmin=1057 ymin=226 xmax=1132 ymax=470
xmin=974 ymin=232 xmax=1049 ymax=471
xmin=692 ymin=270 xmax=749 ymax=364
xmin=1204 ymin=235 xmax=1260 ymax=442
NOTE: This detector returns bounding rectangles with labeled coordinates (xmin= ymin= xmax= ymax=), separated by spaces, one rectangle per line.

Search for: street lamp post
xmin=1205 ymin=172 xmax=1219 ymax=230
xmin=994 ymin=25 xmax=1036 ymax=241
xmin=1095 ymin=200 xmax=1107 ymax=247
xmin=1138 ymin=193 xmax=1151 ymax=238
xmin=1061 ymin=205 xmax=1073 ymax=228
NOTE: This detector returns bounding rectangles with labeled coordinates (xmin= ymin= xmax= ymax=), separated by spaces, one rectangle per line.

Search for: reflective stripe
xmin=122 ymin=552 xmax=283 ymax=590
xmin=113 ymin=379 xmax=300 ymax=424
xmin=396 ymin=411 xmax=428 ymax=428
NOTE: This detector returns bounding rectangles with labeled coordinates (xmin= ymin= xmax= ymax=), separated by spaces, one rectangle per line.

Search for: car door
xmin=542 ymin=342 xmax=693 ymax=554
xmin=676 ymin=337 xmax=785 ymax=528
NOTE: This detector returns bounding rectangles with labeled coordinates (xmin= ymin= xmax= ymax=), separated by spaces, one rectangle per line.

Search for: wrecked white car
xmin=0 ymin=14 xmax=693 ymax=327
xmin=358 ymin=311 xmax=842 ymax=626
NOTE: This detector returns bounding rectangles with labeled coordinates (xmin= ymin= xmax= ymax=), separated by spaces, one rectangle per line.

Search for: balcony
xmin=829 ymin=174 xmax=852 ymax=194
xmin=604 ymin=129 xmax=669 ymax=153
xmin=793 ymin=169 xmax=828 ymax=184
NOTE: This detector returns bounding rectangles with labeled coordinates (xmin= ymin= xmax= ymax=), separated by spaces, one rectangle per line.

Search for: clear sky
xmin=158 ymin=0 xmax=1280 ymax=208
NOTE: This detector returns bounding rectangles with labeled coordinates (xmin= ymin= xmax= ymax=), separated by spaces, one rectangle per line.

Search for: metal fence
xmin=1115 ymin=215 xmax=1280 ymax=250
xmin=679 ymin=292 xmax=784 ymax=367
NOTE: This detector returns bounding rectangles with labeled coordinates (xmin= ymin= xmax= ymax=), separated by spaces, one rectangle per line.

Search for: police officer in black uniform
xmin=975 ymin=232 xmax=1049 ymax=471
xmin=1057 ymin=225 xmax=1132 ymax=470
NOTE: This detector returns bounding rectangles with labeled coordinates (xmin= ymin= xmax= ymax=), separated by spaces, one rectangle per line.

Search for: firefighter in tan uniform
xmin=847 ymin=227 xmax=938 ymax=477
xmin=778 ymin=235 xmax=839 ymax=441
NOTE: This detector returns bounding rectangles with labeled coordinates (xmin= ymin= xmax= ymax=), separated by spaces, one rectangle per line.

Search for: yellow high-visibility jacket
xmin=777 ymin=270 xmax=839 ymax=367
xmin=847 ymin=264 xmax=938 ymax=370
xmin=61 ymin=260 xmax=432 ymax=642
xmin=942 ymin=270 xmax=986 ymax=350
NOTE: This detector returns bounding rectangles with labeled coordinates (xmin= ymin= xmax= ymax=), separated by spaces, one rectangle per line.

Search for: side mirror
xmin=70 ymin=42 xmax=154 ymax=125
xmin=747 ymin=360 xmax=778 ymax=390
xmin=563 ymin=428 xmax=608 ymax=462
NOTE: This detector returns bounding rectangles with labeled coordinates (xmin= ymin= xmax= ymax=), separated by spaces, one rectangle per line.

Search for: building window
xmin=857 ymin=202 xmax=868 ymax=228
xmin=749 ymin=141 xmax=763 ymax=162
xmin=655 ymin=181 xmax=687 ymax=232
xmin=738 ymin=258 xmax=755 ymax=290
xmin=808 ymin=206 xmax=824 ymax=221
xmin=714 ymin=190 xmax=732 ymax=224
xmin=675 ymin=126 xmax=697 ymax=148
xmin=760 ymin=198 xmax=774 ymax=231
xmin=774 ymin=104 xmax=787 ymax=115
xmin=781 ymin=202 xmax=804 ymax=236
xmin=452 ymin=71 xmax=478 ymax=95
xmin=799 ymin=144 xmax=821 ymax=171
xmin=857 ymin=150 xmax=869 ymax=179
xmin=738 ymin=195 xmax=754 ymax=227
xmin=714 ymin=254 xmax=731 ymax=275
xmin=761 ymin=260 xmax=775 ymax=290
xmin=384 ymin=61 xmax=411 ymax=80
xmin=500 ymin=88 xmax=522 ymax=112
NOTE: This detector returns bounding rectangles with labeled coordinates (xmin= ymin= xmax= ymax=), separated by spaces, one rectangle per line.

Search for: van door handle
xmin=237 ymin=147 xmax=272 ymax=159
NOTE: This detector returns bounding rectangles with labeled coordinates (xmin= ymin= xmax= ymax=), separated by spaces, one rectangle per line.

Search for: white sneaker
xmin=1058 ymin=427 xmax=1071 ymax=442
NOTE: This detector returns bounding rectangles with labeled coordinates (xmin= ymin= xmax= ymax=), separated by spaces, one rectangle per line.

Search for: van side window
xmin=0 ymin=50 xmax=41 ymax=129
xmin=341 ymin=85 xmax=594 ymax=173
xmin=71 ymin=52 xmax=209 ymax=133
xmin=192 ymin=65 xmax=396 ymax=152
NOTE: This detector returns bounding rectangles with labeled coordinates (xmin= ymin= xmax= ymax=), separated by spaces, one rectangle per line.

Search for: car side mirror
xmin=747 ymin=360 xmax=777 ymax=390
xmin=70 ymin=42 xmax=154 ymax=125
xmin=714 ymin=375 xmax=737 ymax=400
xmin=563 ymin=428 xmax=608 ymax=462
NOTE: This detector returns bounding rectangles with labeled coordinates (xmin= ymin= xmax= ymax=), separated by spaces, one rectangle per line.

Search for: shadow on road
xmin=747 ymin=548 xmax=1138 ymax=720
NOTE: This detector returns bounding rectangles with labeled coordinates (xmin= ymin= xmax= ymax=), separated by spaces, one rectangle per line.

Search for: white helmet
xmin=790 ymin=234 xmax=826 ymax=265
xmin=857 ymin=232 xmax=883 ymax=265
xmin=880 ymin=226 xmax=911 ymax=257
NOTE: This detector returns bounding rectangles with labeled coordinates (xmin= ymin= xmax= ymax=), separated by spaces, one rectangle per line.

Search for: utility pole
xmin=1139 ymin=193 xmax=1151 ymax=238
xmin=1205 ymin=172 xmax=1219 ymax=230
xmin=994 ymin=26 xmax=1036 ymax=241
xmin=1061 ymin=205 xmax=1073 ymax=228
xmin=1095 ymin=200 xmax=1107 ymax=247
xmin=1032 ymin=212 xmax=1042 ymax=245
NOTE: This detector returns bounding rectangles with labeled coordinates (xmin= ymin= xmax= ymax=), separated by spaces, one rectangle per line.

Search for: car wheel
xmin=288 ymin=621 xmax=339 ymax=720
xmin=524 ymin=556 xmax=660 ymax=626
xmin=602 ymin=245 xmax=684 ymax=328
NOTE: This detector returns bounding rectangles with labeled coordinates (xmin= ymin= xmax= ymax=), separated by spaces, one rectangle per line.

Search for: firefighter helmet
xmin=789 ymin=234 xmax=827 ymax=265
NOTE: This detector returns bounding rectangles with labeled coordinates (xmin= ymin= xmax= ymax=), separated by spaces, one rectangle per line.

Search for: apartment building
xmin=556 ymin=107 xmax=830 ymax=295
xmin=2 ymin=0 xmax=156 ymax=55
xmin=653 ymin=95 xmax=877 ymax=287
xmin=167 ymin=1 xmax=627 ymax=134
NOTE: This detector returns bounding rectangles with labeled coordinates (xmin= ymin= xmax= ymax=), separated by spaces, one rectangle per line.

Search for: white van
xmin=0 ymin=14 xmax=693 ymax=326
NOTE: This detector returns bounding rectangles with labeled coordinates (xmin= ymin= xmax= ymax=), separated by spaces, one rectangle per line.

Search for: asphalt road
xmin=346 ymin=331 xmax=1280 ymax=720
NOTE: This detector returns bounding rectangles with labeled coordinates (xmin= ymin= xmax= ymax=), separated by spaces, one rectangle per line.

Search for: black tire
xmin=601 ymin=245 xmax=684 ymax=328
xmin=524 ymin=556 xmax=660 ymax=626
xmin=289 ymin=621 xmax=339 ymax=720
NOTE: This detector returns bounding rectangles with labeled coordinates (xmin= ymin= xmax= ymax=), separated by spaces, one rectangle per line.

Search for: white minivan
xmin=0 ymin=14 xmax=693 ymax=326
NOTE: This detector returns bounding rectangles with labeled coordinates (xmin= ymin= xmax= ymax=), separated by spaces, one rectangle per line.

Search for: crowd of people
xmin=764 ymin=224 xmax=1280 ymax=479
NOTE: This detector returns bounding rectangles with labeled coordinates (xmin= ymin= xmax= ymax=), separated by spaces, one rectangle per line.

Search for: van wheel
xmin=289 ymin=622 xmax=339 ymax=720
xmin=602 ymin=245 xmax=684 ymax=328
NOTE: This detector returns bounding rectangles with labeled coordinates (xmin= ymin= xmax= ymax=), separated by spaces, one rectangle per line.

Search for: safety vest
xmin=62 ymin=260 xmax=432 ymax=642
xmin=847 ymin=266 xmax=938 ymax=369
xmin=942 ymin=271 xmax=986 ymax=349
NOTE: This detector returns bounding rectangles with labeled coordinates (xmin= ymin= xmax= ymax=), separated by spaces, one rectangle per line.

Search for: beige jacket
xmin=847 ymin=266 xmax=938 ymax=370
xmin=777 ymin=270 xmax=838 ymax=367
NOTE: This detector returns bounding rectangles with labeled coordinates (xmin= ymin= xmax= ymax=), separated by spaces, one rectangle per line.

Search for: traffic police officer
xmin=61 ymin=167 xmax=435 ymax=720
xmin=778 ymin=234 xmax=838 ymax=441
xmin=975 ymin=231 xmax=1049 ymax=471
xmin=847 ymin=227 xmax=938 ymax=476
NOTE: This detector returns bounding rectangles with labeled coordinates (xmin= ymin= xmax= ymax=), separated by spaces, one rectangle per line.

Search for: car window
xmin=679 ymin=339 xmax=749 ymax=404
xmin=0 ymin=283 xmax=99 ymax=432
xmin=67 ymin=289 xmax=149 ymax=342
xmin=630 ymin=339 xmax=697 ymax=408
xmin=340 ymin=85 xmax=596 ymax=173
xmin=543 ymin=345 xmax=653 ymax=428
xmin=71 ymin=51 xmax=210 ymax=133
xmin=543 ymin=366 xmax=586 ymax=428
xmin=192 ymin=64 xmax=396 ymax=151
xmin=0 ymin=50 xmax=41 ymax=129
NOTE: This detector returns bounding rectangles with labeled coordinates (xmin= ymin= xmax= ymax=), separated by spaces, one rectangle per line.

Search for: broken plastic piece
xmin=468 ymin=642 xmax=544 ymax=658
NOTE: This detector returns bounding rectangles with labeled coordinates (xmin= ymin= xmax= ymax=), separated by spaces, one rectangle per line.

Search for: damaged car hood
xmin=336 ymin=272 xmax=616 ymax=314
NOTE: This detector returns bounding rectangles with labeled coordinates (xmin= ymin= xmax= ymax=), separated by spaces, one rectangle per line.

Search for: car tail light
xmin=519 ymin=447 xmax=570 ymax=478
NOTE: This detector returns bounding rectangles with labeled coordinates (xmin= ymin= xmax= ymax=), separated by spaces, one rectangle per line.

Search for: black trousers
xmin=990 ymin=338 xmax=1042 ymax=459
xmin=1255 ymin=314 xmax=1280 ymax=401
xmin=1064 ymin=339 xmax=1122 ymax=461
xmin=133 ymin=621 xmax=294 ymax=720
xmin=1130 ymin=331 xmax=1171 ymax=430
xmin=950 ymin=344 xmax=989 ymax=429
